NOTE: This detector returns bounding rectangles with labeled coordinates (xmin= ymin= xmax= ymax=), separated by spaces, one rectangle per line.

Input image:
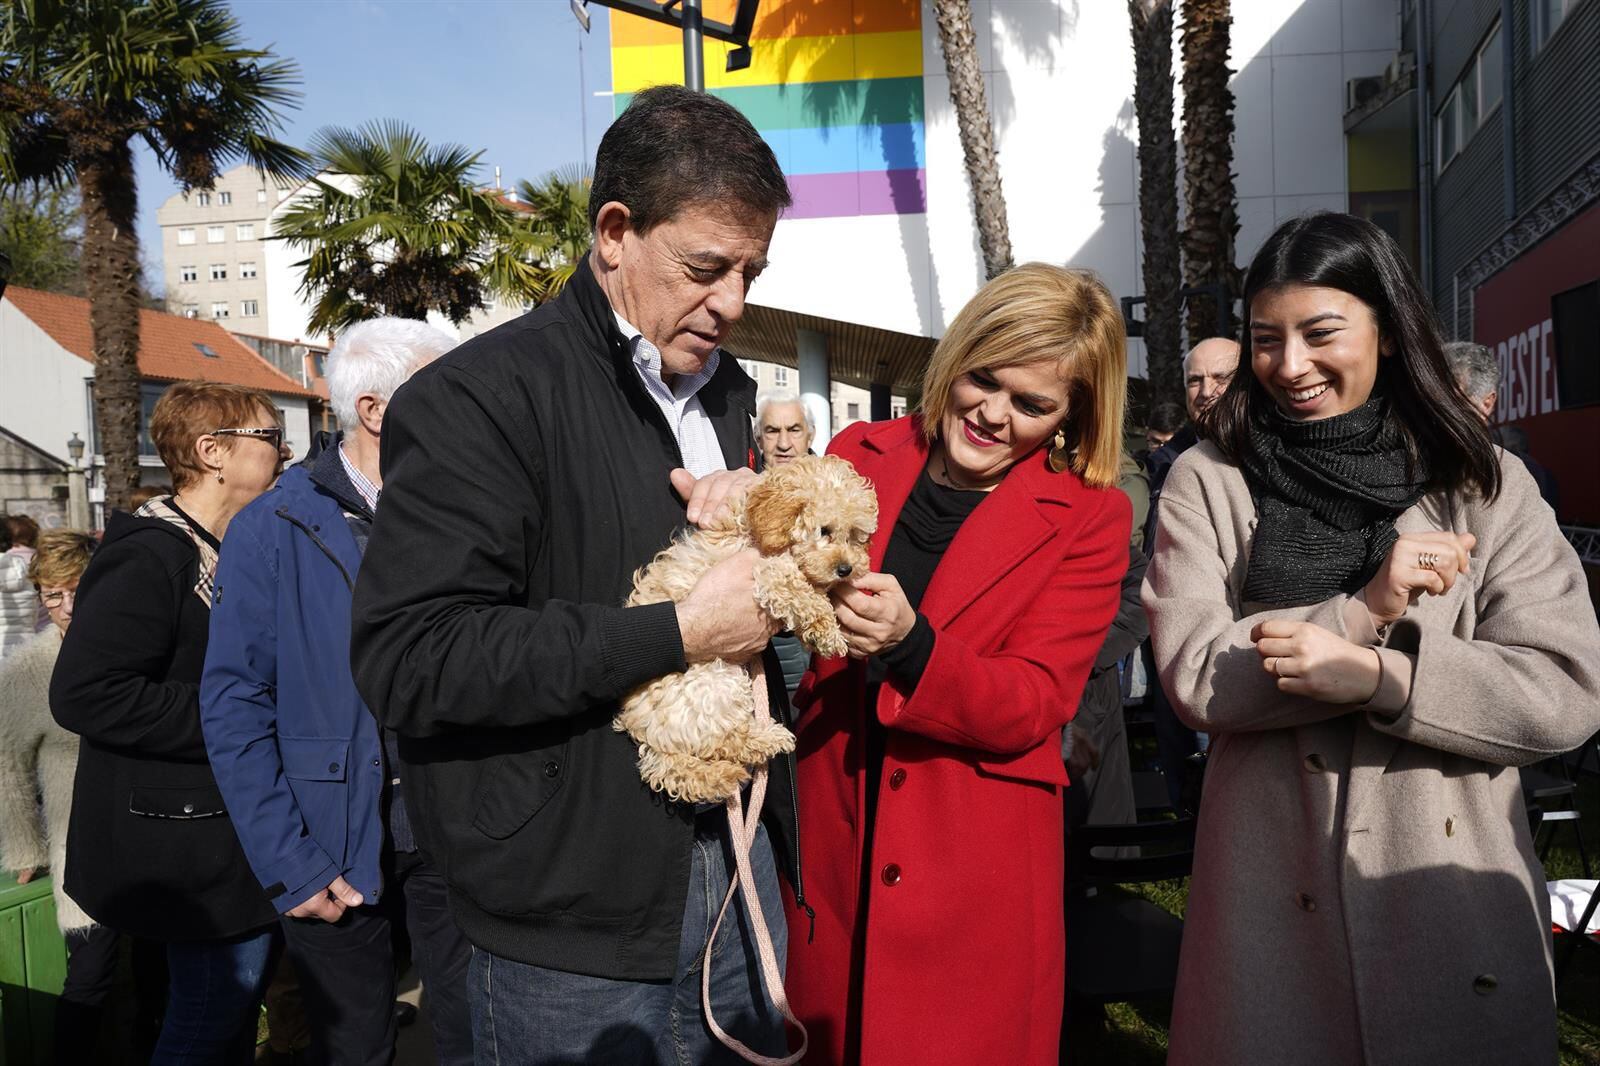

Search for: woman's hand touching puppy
xmin=834 ymin=572 xmax=917 ymax=658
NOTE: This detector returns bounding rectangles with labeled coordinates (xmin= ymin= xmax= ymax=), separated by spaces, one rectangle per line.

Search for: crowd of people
xmin=0 ymin=83 xmax=1597 ymax=1066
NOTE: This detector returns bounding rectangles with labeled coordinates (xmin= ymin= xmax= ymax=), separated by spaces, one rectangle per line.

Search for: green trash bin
xmin=0 ymin=871 xmax=67 ymax=1066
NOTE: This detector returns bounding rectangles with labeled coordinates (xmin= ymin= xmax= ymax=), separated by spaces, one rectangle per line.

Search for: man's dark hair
xmin=1147 ymin=401 xmax=1186 ymax=434
xmin=589 ymin=85 xmax=791 ymax=234
xmin=1203 ymin=212 xmax=1500 ymax=501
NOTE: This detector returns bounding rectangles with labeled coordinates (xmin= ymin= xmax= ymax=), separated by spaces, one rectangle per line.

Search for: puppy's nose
xmin=834 ymin=562 xmax=854 ymax=579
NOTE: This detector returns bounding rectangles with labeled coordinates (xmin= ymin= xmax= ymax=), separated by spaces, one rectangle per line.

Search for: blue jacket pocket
xmin=280 ymin=737 xmax=351 ymax=782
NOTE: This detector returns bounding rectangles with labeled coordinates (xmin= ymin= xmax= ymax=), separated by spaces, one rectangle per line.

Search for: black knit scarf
xmin=1239 ymin=394 xmax=1428 ymax=607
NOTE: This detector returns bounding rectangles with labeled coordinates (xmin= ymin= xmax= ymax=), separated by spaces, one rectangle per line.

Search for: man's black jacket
xmin=349 ymin=261 xmax=803 ymax=981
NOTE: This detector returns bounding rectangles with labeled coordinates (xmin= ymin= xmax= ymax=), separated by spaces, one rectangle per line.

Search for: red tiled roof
xmin=4 ymin=286 xmax=319 ymax=399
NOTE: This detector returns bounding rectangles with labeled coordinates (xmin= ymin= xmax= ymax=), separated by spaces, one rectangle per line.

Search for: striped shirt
xmin=615 ymin=312 xmax=729 ymax=478
xmin=338 ymin=441 xmax=381 ymax=512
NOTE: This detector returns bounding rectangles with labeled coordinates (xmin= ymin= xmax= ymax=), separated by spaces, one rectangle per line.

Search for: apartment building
xmin=156 ymin=164 xmax=295 ymax=333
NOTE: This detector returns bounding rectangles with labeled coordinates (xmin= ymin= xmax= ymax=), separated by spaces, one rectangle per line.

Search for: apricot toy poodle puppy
xmin=616 ymin=454 xmax=878 ymax=803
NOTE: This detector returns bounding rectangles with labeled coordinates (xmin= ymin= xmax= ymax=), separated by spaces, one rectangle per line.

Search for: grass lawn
xmin=1068 ymin=753 xmax=1600 ymax=1065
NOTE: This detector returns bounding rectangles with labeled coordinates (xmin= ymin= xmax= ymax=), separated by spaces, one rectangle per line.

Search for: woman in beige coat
xmin=1145 ymin=212 xmax=1600 ymax=1066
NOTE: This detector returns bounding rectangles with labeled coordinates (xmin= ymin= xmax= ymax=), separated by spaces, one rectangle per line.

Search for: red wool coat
xmin=783 ymin=417 xmax=1130 ymax=1066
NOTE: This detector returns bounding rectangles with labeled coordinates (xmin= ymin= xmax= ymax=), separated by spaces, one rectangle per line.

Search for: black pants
xmin=280 ymin=849 xmax=472 ymax=1066
xmin=55 ymin=924 xmax=121 ymax=1062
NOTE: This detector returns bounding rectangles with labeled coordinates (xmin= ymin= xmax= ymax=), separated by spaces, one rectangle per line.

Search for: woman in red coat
xmin=783 ymin=263 xmax=1132 ymax=1065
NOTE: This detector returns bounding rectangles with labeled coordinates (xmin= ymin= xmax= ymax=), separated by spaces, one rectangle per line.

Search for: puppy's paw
xmin=798 ymin=615 xmax=849 ymax=659
xmin=739 ymin=719 xmax=796 ymax=763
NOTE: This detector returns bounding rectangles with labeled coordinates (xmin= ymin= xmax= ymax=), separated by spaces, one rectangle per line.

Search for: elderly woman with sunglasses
xmin=52 ymin=381 xmax=293 ymax=1066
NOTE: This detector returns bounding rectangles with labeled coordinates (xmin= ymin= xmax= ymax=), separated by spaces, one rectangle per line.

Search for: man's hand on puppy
xmin=671 ymin=467 xmax=758 ymax=529
xmin=676 ymin=548 xmax=780 ymax=664
xmin=834 ymin=572 xmax=916 ymax=658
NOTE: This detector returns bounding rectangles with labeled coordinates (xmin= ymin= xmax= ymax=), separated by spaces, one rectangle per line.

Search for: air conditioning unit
xmin=1347 ymin=75 xmax=1386 ymax=111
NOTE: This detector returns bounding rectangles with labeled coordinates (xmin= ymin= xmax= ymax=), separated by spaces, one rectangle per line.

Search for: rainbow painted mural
xmin=609 ymin=0 xmax=925 ymax=219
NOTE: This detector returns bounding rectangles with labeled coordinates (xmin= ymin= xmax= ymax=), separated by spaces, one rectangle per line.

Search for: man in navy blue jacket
xmin=201 ymin=318 xmax=471 ymax=1066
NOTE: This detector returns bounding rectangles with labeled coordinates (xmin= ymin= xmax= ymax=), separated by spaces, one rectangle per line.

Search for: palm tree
xmin=0 ymin=0 xmax=307 ymax=513
xmin=272 ymin=120 xmax=543 ymax=334
xmin=1180 ymin=0 xmax=1240 ymax=342
xmin=495 ymin=166 xmax=592 ymax=305
xmin=932 ymin=0 xmax=1013 ymax=281
xmin=1130 ymin=0 xmax=1185 ymax=410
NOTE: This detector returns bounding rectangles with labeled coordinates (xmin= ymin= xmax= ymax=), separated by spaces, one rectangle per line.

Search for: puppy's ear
xmin=744 ymin=469 xmax=805 ymax=555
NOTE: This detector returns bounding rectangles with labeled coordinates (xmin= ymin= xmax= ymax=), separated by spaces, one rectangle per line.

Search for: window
xmin=207 ymin=225 xmax=225 ymax=243
xmin=138 ymin=383 xmax=168 ymax=457
xmin=256 ymin=189 xmax=267 ymax=205
xmin=738 ymin=359 xmax=757 ymax=379
xmin=1435 ymin=20 xmax=1506 ymax=172
xmin=196 ymin=192 xmax=211 ymax=206
xmin=774 ymin=366 xmax=790 ymax=388
xmin=241 ymin=299 xmax=259 ymax=318
xmin=211 ymin=301 xmax=230 ymax=319
xmin=218 ymin=191 xmax=232 ymax=206
xmin=182 ymin=304 xmax=199 ymax=319
xmin=236 ymin=223 xmax=254 ymax=241
xmin=177 ymin=227 xmax=196 ymax=245
xmin=239 ymin=261 xmax=258 ymax=279
xmin=179 ymin=265 xmax=198 ymax=283
xmin=892 ymin=399 xmax=907 ymax=418
xmin=846 ymin=402 xmax=860 ymax=421
xmin=1437 ymin=88 xmax=1460 ymax=166
xmin=1478 ymin=25 xmax=1503 ymax=115
xmin=1532 ymin=0 xmax=1577 ymax=52
xmin=210 ymin=263 xmax=227 ymax=281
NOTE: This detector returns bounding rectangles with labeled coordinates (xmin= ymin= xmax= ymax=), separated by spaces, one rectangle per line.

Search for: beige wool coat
xmin=1144 ymin=441 xmax=1600 ymax=1066
xmin=0 ymin=628 xmax=93 ymax=931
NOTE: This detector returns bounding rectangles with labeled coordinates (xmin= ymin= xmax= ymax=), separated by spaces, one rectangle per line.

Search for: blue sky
xmin=133 ymin=0 xmax=617 ymax=285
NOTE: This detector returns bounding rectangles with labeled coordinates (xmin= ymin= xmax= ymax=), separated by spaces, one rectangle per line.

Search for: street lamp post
xmin=66 ymin=433 xmax=90 ymax=530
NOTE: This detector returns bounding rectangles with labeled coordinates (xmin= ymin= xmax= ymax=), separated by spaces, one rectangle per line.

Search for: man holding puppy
xmin=350 ymin=86 xmax=799 ymax=1064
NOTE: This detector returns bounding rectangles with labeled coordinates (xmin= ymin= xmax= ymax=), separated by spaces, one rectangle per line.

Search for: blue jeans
xmin=152 ymin=926 xmax=277 ymax=1066
xmin=469 ymin=821 xmax=789 ymax=1066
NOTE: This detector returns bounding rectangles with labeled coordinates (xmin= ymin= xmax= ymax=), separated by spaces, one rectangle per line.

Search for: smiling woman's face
xmin=939 ymin=361 xmax=1071 ymax=488
xmin=1248 ymin=283 xmax=1387 ymax=420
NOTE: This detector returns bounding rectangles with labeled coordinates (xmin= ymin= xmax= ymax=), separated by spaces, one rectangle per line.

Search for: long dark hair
xmin=1203 ymin=212 xmax=1500 ymax=500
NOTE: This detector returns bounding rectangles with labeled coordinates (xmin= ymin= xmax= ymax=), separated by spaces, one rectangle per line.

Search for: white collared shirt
xmin=338 ymin=440 xmax=381 ymax=512
xmin=614 ymin=312 xmax=730 ymax=478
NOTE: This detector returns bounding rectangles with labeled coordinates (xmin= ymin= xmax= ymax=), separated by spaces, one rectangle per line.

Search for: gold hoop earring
xmin=1047 ymin=428 xmax=1069 ymax=474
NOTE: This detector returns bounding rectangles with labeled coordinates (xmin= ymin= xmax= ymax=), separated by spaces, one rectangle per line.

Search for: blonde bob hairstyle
xmin=920 ymin=263 xmax=1126 ymax=488
xmin=29 ymin=530 xmax=97 ymax=590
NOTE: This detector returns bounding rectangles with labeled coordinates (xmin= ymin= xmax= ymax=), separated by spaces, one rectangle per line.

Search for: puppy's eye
xmin=819 ymin=526 xmax=832 ymax=538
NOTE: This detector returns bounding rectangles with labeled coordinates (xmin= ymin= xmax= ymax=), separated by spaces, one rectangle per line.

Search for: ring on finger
xmin=1418 ymin=551 xmax=1441 ymax=570
xmin=1266 ymin=656 xmax=1279 ymax=676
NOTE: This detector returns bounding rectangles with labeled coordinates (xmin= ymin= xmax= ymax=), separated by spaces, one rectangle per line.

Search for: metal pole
xmin=1415 ymin=0 xmax=1434 ymax=292
xmin=1499 ymin=0 xmax=1515 ymax=221
xmin=682 ymin=0 xmax=705 ymax=92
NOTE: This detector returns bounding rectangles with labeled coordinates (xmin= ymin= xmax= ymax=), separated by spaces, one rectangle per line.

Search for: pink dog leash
xmin=701 ymin=656 xmax=809 ymax=1065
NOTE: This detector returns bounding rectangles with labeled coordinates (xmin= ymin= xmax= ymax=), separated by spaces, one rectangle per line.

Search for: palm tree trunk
xmin=1130 ymin=0 xmax=1185 ymax=409
xmin=932 ymin=0 xmax=1013 ymax=281
xmin=78 ymin=143 xmax=143 ymax=515
xmin=1180 ymin=0 xmax=1240 ymax=342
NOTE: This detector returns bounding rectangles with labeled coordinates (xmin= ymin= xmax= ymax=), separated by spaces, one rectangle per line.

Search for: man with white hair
xmin=201 ymin=317 xmax=472 ymax=1066
xmin=1444 ymin=339 xmax=1559 ymax=507
xmin=756 ymin=391 xmax=814 ymax=467
xmin=1443 ymin=340 xmax=1500 ymax=422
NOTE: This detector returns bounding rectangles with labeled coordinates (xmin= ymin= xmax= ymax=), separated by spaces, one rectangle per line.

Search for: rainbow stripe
xmin=610 ymin=0 xmax=926 ymax=219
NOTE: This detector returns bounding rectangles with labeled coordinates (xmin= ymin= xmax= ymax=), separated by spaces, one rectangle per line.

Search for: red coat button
xmin=881 ymin=863 xmax=901 ymax=886
xmin=889 ymin=768 xmax=907 ymax=790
